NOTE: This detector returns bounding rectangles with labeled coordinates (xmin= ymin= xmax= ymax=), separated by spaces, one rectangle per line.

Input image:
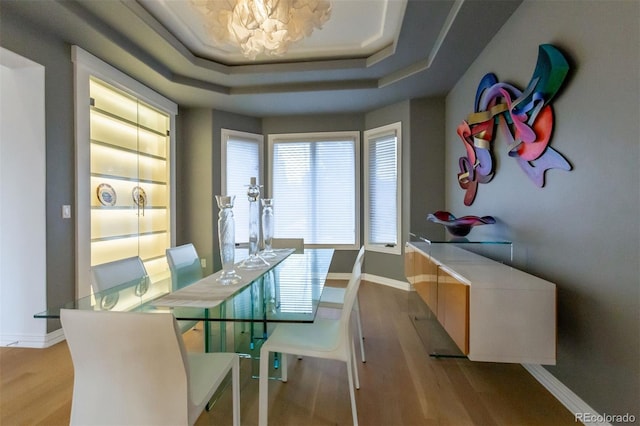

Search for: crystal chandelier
xmin=191 ymin=0 xmax=332 ymax=60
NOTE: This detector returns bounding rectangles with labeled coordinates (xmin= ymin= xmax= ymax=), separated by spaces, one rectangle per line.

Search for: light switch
xmin=62 ymin=205 xmax=71 ymax=219
xmin=200 ymin=258 xmax=206 ymax=268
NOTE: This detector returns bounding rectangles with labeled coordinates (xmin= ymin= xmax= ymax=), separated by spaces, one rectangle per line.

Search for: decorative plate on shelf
xmin=132 ymin=186 xmax=147 ymax=207
xmin=96 ymin=183 xmax=117 ymax=206
xmin=99 ymin=293 xmax=119 ymax=311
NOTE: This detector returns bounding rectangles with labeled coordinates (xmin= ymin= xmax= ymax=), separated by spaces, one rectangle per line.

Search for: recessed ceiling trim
xmin=365 ymin=0 xmax=407 ymax=67
xmin=426 ymin=0 xmax=465 ymax=66
xmin=230 ymin=79 xmax=379 ymax=95
xmin=172 ymin=74 xmax=231 ymax=95
xmin=67 ymin=0 xmax=467 ymax=95
xmin=360 ymin=0 xmax=389 ymax=48
xmin=132 ymin=0 xmax=409 ymax=75
xmin=126 ymin=0 xmax=369 ymax=76
xmin=378 ymin=0 xmax=464 ymax=88
xmin=378 ymin=59 xmax=429 ymax=88
xmin=25 ymin=0 xmax=522 ymax=113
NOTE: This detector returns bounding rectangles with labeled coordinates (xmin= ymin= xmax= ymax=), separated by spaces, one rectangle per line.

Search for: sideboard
xmin=405 ymin=240 xmax=556 ymax=365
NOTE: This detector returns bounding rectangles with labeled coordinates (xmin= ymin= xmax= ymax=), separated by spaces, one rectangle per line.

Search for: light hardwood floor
xmin=1 ymin=281 xmax=575 ymax=426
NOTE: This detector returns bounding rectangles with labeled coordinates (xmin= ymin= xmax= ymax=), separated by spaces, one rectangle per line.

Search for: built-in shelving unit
xmin=74 ymin=46 xmax=177 ymax=298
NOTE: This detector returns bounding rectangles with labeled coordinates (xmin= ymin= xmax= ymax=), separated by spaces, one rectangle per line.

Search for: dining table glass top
xmin=34 ymin=248 xmax=334 ymax=324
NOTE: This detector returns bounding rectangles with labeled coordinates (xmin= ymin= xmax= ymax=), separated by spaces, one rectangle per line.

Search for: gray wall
xmin=178 ymin=108 xmax=261 ymax=274
xmin=364 ymin=101 xmax=411 ymax=280
xmin=445 ymin=0 xmax=639 ymax=418
xmin=178 ymin=108 xmax=215 ymax=274
xmin=1 ymin=12 xmax=75 ymax=332
xmin=363 ymin=98 xmax=448 ymax=281
xmin=408 ymin=97 xmax=447 ymax=239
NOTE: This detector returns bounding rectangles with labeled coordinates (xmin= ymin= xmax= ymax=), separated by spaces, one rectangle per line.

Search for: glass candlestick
xmin=215 ymin=195 xmax=241 ymax=285
xmin=261 ymin=198 xmax=276 ymax=258
xmin=239 ymin=177 xmax=269 ymax=269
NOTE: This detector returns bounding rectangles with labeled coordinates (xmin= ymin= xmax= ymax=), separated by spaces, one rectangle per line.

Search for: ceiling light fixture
xmin=191 ymin=0 xmax=332 ymax=60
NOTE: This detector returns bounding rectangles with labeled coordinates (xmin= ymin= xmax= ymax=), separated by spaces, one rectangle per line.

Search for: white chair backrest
xmin=166 ymin=243 xmax=199 ymax=270
xmin=272 ymin=238 xmax=304 ymax=254
xmin=353 ymin=245 xmax=365 ymax=272
xmin=61 ymin=309 xmax=190 ymax=426
xmin=166 ymin=244 xmax=203 ymax=289
xmin=91 ymin=256 xmax=147 ymax=293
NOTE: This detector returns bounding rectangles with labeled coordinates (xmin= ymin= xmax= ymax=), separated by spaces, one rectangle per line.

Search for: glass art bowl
xmin=427 ymin=210 xmax=496 ymax=237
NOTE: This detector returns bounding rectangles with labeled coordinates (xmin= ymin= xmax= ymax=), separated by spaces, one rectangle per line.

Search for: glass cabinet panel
xmin=88 ymin=78 xmax=171 ymax=280
xmin=74 ymin=46 xmax=176 ymax=298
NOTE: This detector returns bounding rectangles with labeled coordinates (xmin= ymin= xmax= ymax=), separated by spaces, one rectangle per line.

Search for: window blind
xmin=270 ymin=136 xmax=357 ymax=246
xmin=224 ymin=135 xmax=261 ymax=243
xmin=366 ymin=129 xmax=399 ymax=247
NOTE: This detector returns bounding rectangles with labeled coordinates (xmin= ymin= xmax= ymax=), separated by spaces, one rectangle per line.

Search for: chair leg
xmin=281 ymin=353 xmax=288 ymax=382
xmin=259 ymin=347 xmax=270 ymax=426
xmin=345 ymin=355 xmax=359 ymax=426
xmin=354 ymin=298 xmax=366 ymax=362
xmin=350 ymin=338 xmax=360 ymax=389
xmin=232 ymin=357 xmax=240 ymax=426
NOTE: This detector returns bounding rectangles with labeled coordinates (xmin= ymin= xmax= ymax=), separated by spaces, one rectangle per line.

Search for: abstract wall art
xmin=457 ymin=44 xmax=571 ymax=206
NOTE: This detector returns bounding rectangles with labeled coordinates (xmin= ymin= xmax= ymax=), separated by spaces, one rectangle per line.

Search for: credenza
xmin=405 ymin=240 xmax=556 ymax=365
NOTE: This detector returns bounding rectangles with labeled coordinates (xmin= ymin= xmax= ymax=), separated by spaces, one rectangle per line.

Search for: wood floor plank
xmin=1 ymin=281 xmax=576 ymax=425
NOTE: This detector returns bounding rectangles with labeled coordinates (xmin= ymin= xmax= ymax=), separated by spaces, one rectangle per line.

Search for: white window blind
xmin=221 ymin=129 xmax=263 ymax=244
xmin=268 ymin=132 xmax=359 ymax=247
xmin=364 ymin=123 xmax=401 ymax=254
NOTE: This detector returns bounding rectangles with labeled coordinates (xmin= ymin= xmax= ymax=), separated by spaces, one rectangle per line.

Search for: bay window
xmin=221 ymin=129 xmax=263 ymax=244
xmin=364 ymin=122 xmax=401 ymax=254
xmin=268 ymin=132 xmax=360 ymax=249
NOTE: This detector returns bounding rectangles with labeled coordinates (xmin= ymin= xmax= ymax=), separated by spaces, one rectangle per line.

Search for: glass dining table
xmin=35 ymin=248 xmax=334 ymax=361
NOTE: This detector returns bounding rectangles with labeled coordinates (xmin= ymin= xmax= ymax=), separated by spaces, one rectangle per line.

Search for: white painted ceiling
xmin=2 ymin=0 xmax=523 ymax=116
xmin=139 ymin=0 xmax=408 ymax=65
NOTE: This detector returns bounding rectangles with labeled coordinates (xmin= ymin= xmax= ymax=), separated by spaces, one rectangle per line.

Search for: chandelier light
xmin=191 ymin=0 xmax=332 ymax=60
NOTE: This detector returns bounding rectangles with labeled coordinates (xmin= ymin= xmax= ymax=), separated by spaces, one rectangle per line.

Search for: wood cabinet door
xmin=437 ymin=269 xmax=469 ymax=354
xmin=415 ymin=255 xmax=438 ymax=314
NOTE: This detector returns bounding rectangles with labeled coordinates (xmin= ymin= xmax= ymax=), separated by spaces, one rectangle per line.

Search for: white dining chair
xmin=91 ymin=256 xmax=147 ymax=293
xmin=319 ymin=246 xmax=366 ymax=362
xmin=166 ymin=243 xmax=204 ymax=288
xmin=60 ymin=309 xmax=240 ymax=426
xmin=92 ymin=256 xmax=196 ymax=333
xmin=166 ymin=244 xmax=205 ymax=333
xmin=259 ymin=262 xmax=363 ymax=426
xmin=271 ymin=237 xmax=304 ymax=253
xmin=90 ymin=256 xmax=149 ymax=311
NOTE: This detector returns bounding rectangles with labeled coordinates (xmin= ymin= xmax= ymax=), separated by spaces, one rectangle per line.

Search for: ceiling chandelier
xmin=191 ymin=0 xmax=332 ymax=60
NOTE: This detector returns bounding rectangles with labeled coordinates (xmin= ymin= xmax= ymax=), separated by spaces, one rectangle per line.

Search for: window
xmin=221 ymin=129 xmax=263 ymax=244
xmin=364 ymin=122 xmax=401 ymax=254
xmin=268 ymin=132 xmax=359 ymax=248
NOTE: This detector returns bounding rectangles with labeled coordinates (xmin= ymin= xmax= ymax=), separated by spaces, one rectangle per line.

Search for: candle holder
xmin=239 ymin=177 xmax=269 ymax=269
xmin=215 ymin=195 xmax=242 ymax=285
xmin=260 ymin=198 xmax=277 ymax=258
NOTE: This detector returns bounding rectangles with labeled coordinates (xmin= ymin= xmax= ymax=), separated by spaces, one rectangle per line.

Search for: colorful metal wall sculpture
xmin=457 ymin=44 xmax=571 ymax=206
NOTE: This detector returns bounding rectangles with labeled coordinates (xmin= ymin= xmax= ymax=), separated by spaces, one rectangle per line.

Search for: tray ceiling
xmin=1 ymin=0 xmax=523 ymax=115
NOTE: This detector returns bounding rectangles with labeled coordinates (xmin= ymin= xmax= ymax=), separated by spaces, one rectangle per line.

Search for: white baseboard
xmin=0 ymin=328 xmax=65 ymax=349
xmin=522 ymin=364 xmax=611 ymax=426
xmin=328 ymin=273 xmax=609 ymax=425
xmin=327 ymin=272 xmax=410 ymax=291
xmin=326 ymin=272 xmax=352 ymax=281
xmin=362 ymin=273 xmax=411 ymax=291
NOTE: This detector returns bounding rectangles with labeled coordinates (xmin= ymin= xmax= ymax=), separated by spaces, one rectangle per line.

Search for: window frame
xmin=267 ymin=131 xmax=360 ymax=250
xmin=363 ymin=122 xmax=402 ymax=255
